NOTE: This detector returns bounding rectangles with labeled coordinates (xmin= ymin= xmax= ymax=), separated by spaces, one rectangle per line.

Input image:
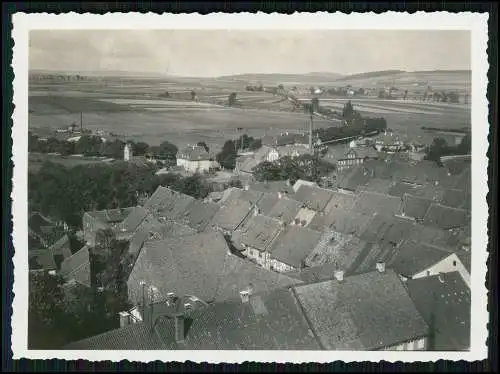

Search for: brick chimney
xmin=334 ymin=270 xmax=344 ymax=282
xmin=376 ymin=262 xmax=386 ymax=273
xmin=119 ymin=311 xmax=131 ymax=328
xmin=239 ymin=284 xmax=254 ymax=303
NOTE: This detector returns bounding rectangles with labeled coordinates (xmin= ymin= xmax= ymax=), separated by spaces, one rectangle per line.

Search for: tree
xmin=216 ymin=140 xmax=237 ymax=170
xmin=403 ymin=90 xmax=408 ymax=100
xmin=197 ymin=141 xmax=209 ymax=153
xmin=151 ymin=140 xmax=178 ymax=162
xmin=425 ymin=137 xmax=450 ymax=165
xmin=133 ymin=142 xmax=150 ymax=156
xmin=191 ymin=90 xmax=196 ymax=100
xmin=228 ymin=92 xmax=237 ymax=107
xmin=311 ymin=97 xmax=320 ymax=113
xmin=248 ymin=138 xmax=262 ymax=151
xmin=456 ymin=133 xmax=471 ymax=155
xmin=342 ymin=100 xmax=355 ymax=120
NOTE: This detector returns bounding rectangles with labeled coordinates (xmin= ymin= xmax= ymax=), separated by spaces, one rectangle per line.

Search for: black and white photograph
xmin=11 ymin=12 xmax=489 ymax=363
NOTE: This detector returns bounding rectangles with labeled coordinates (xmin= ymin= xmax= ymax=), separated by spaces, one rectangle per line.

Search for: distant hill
xmin=335 ymin=70 xmax=406 ymax=81
xmin=29 ymin=69 xmax=165 ymax=78
xmin=218 ymin=72 xmax=344 ymax=84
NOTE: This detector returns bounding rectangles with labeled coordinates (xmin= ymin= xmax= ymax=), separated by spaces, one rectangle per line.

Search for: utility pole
xmin=309 ymin=99 xmax=314 ymax=151
xmin=80 ymin=112 xmax=83 ymax=131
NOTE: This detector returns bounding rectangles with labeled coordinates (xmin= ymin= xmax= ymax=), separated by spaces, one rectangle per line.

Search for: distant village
xmin=28 ymin=102 xmax=472 ymax=350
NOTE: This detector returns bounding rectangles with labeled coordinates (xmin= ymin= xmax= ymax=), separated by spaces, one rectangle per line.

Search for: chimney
xmin=119 ymin=311 xmax=130 ymax=328
xmin=334 ymin=270 xmax=344 ymax=282
xmin=166 ymin=292 xmax=176 ymax=306
xmin=376 ymin=262 xmax=386 ymax=273
xmin=239 ymin=284 xmax=254 ymax=303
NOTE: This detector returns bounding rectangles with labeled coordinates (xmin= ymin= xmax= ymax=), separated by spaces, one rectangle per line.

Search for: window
xmin=453 ymin=260 xmax=457 ymax=266
xmin=417 ymin=338 xmax=425 ymax=350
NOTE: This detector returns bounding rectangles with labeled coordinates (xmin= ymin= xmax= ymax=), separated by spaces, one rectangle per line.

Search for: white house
xmin=124 ymin=143 xmax=133 ymax=161
xmin=176 ymin=145 xmax=219 ymax=173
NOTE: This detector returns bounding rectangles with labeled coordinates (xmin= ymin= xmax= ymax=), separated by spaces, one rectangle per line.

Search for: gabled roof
xmin=209 ymin=198 xmax=253 ymax=232
xmin=64 ymin=288 xmax=319 ymax=351
xmin=255 ymin=193 xmax=281 ymax=216
xmin=119 ymin=206 xmax=149 ymax=233
xmin=352 ymin=191 xmax=403 ymax=217
xmin=308 ymin=207 xmax=372 ymax=236
xmin=401 ymin=194 xmax=433 ymax=220
xmin=176 ymin=145 xmax=211 ymax=161
xmin=344 ymin=146 xmax=379 ymax=160
xmin=233 ymin=215 xmax=282 ymax=252
xmin=292 ymin=179 xmax=317 ymax=193
xmin=336 ymin=166 xmax=371 ymax=191
xmin=178 ymin=200 xmax=221 ymax=232
xmin=128 ymin=231 xmax=229 ymax=304
xmin=293 ymin=185 xmax=334 ymax=212
xmin=359 ymin=214 xmax=415 ymax=249
xmin=456 ymin=250 xmax=471 ymax=273
xmin=423 ymin=204 xmax=469 ymax=230
xmin=156 ymin=193 xmax=195 ymax=221
xmin=293 ymin=269 xmax=429 ymax=350
xmin=87 ymin=207 xmax=135 ymax=224
xmin=28 ymin=212 xmax=55 ymax=235
xmin=408 ymin=224 xmax=463 ymax=251
xmin=59 ymin=245 xmax=91 ymax=287
xmin=267 ymin=197 xmax=303 ymax=224
xmin=304 ymin=231 xmax=357 ymax=269
xmin=388 ymin=181 xmax=422 ymax=198
xmin=406 ymin=271 xmax=471 ymax=350
xmin=269 ymin=226 xmax=322 ymax=268
xmin=441 ymin=188 xmax=470 ymax=211
xmin=223 ymin=188 xmax=264 ymax=206
xmin=356 ymin=178 xmax=393 ymax=195
xmin=389 ymin=242 xmax=453 ymax=277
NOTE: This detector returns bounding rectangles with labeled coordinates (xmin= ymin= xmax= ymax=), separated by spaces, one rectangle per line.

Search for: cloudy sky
xmin=29 ymin=30 xmax=471 ymax=77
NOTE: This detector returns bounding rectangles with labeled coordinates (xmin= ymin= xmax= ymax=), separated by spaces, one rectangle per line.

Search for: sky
xmin=29 ymin=30 xmax=471 ymax=77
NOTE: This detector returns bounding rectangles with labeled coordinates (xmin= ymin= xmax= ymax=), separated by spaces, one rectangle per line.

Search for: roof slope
xmin=293 ymin=185 xmax=334 ymax=212
xmin=59 ymin=245 xmax=91 ymax=287
xmin=401 ymin=194 xmax=433 ymax=220
xmin=352 ymin=191 xmax=403 ymax=217
xmin=323 ymin=191 xmax=358 ymax=212
xmin=389 ymin=242 xmax=453 ymax=277
xmin=178 ymin=200 xmax=221 ymax=232
xmin=255 ymin=193 xmax=280 ymax=216
xmin=223 ymin=188 xmax=264 ymax=206
xmin=406 ymin=272 xmax=471 ymax=350
xmin=209 ymin=198 xmax=253 ymax=232
xmin=293 ymin=270 xmax=429 ymax=350
xmin=247 ymin=181 xmax=295 ymax=195
xmin=308 ymin=207 xmax=372 ymax=236
xmin=119 ymin=206 xmax=149 ymax=233
xmin=234 ymin=215 xmax=282 ymax=251
xmin=267 ymin=197 xmax=304 ymax=224
xmin=423 ymin=204 xmax=469 ymax=230
xmin=269 ymin=226 xmax=322 ymax=268
xmin=128 ymin=231 xmax=229 ymax=304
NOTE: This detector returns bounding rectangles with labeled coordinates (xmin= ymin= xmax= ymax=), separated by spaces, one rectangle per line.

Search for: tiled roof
xmin=28 ymin=250 xmax=57 ymax=271
xmin=65 ymin=288 xmax=319 ymax=350
xmin=388 ymin=181 xmax=422 ymax=198
xmin=323 ymin=191 xmax=358 ymax=212
xmin=119 ymin=206 xmax=149 ymax=233
xmin=59 ymin=245 xmax=91 ymax=287
xmin=360 ymin=215 xmax=415 ymax=248
xmin=128 ymin=231 xmax=230 ymax=304
xmin=256 ymin=193 xmax=281 ymax=216
xmin=88 ymin=207 xmax=135 ymax=224
xmin=209 ymin=198 xmax=253 ymax=232
xmin=408 ymin=224 xmax=463 ymax=251
xmin=215 ymin=255 xmax=303 ymax=302
xmin=356 ymin=178 xmax=393 ymax=195
xmin=406 ymin=271 xmax=471 ymax=350
xmin=292 ymin=269 xmax=429 ymax=350
xmin=178 ymin=200 xmax=221 ymax=232
xmin=223 ymin=188 xmax=264 ymax=206
xmin=176 ymin=145 xmax=211 ymax=161
xmin=400 ymin=194 xmax=433 ymax=220
xmin=293 ymin=185 xmax=335 ymax=212
xmin=423 ymin=204 xmax=469 ymax=230
xmin=441 ymin=188 xmax=470 ymax=211
xmin=453 ymin=167 xmax=471 ymax=191
xmin=304 ymin=231 xmax=358 ymax=269
xmin=352 ymin=191 xmax=403 ymax=217
xmin=234 ymin=215 xmax=282 ymax=252
xmin=389 ymin=242 xmax=453 ymax=277
xmin=456 ymin=250 xmax=471 ymax=273
xmin=308 ymin=207 xmax=372 ymax=236
xmin=292 ymin=179 xmax=317 ymax=193
xmin=345 ymin=146 xmax=379 ymax=160
xmin=28 ymin=212 xmax=54 ymax=235
xmin=336 ymin=166 xmax=371 ymax=191
xmin=269 ymin=226 xmax=322 ymax=268
xmin=267 ymin=197 xmax=303 ymax=224
xmin=156 ymin=193 xmax=196 ymax=222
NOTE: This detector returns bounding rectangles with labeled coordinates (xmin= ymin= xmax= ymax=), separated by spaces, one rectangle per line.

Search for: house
xmin=266 ymin=225 xmax=323 ymax=273
xmin=374 ymin=130 xmax=406 ymax=153
xmin=176 ymin=145 xmax=219 ymax=173
xmin=124 ymin=143 xmax=133 ymax=161
xmin=336 ymin=165 xmax=372 ymax=192
xmin=355 ymin=178 xmax=393 ymax=195
xmin=29 ymin=234 xmax=73 ymax=273
xmin=266 ymin=196 xmax=303 ymax=224
xmin=59 ymin=245 xmax=92 ymax=287
xmin=336 ymin=146 xmax=379 ymax=171
xmin=82 ymin=207 xmax=135 ymax=246
xmin=292 ymin=269 xmax=429 ymax=350
xmin=142 ymin=187 xmax=196 ymax=222
xmin=323 ymin=190 xmax=358 ymax=212
xmin=292 ymin=179 xmax=317 ymax=193
xmin=389 ymin=241 xmax=470 ymax=287
xmin=234 ymin=146 xmax=276 ymax=175
xmin=221 ymin=187 xmax=264 ymax=206
xmin=405 ymin=272 xmax=471 ymax=350
xmin=63 ymin=287 xmax=319 ymax=351
xmin=177 ymin=200 xmax=221 ymax=232
xmin=246 ymin=180 xmax=295 ymax=195
xmin=303 ymin=230 xmax=356 ymax=269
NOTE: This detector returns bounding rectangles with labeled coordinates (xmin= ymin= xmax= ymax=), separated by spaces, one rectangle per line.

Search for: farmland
xmin=29 ymin=69 xmax=471 ymax=151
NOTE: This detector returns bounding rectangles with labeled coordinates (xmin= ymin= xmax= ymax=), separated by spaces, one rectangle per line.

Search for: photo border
xmin=3 ymin=1 xmax=497 ymax=372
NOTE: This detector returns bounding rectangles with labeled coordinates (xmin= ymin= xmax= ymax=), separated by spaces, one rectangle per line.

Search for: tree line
xmin=424 ymin=134 xmax=471 ymax=165
xmin=216 ymin=134 xmax=262 ymax=170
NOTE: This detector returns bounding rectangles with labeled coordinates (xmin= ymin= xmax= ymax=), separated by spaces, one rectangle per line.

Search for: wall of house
xmin=177 ymin=158 xmax=218 ymax=173
xmin=269 ymin=258 xmax=296 ymax=273
xmin=381 ymin=337 xmax=427 ymax=351
xmin=412 ymin=253 xmax=470 ymax=288
xmin=82 ymin=213 xmax=108 ymax=247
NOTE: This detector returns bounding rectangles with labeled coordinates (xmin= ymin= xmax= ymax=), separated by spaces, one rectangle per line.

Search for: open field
xmin=29 ymin=70 xmax=471 ymax=150
xmin=29 ymin=152 xmax=108 ymax=173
